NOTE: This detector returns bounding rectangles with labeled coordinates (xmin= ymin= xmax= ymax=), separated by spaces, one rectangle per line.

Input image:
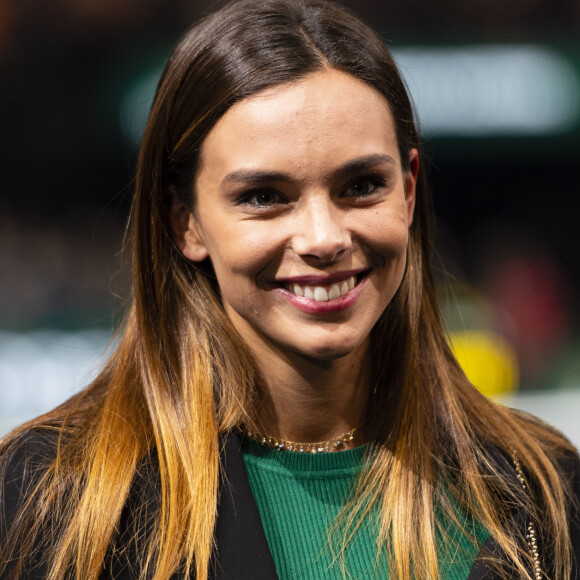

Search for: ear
xmin=170 ymin=199 xmax=209 ymax=262
xmin=404 ymin=148 xmax=419 ymax=226
xmin=182 ymin=213 xmax=210 ymax=262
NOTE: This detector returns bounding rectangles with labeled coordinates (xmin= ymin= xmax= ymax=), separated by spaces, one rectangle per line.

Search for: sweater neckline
xmin=241 ymin=437 xmax=369 ymax=477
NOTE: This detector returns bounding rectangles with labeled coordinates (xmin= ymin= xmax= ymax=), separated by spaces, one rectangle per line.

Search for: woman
xmin=1 ymin=0 xmax=578 ymax=578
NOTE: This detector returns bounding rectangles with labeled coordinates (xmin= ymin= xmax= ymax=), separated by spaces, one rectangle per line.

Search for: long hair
xmin=0 ymin=0 xmax=576 ymax=578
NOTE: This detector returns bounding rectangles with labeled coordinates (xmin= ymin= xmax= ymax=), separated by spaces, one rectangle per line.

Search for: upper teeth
xmin=286 ymin=276 xmax=356 ymax=302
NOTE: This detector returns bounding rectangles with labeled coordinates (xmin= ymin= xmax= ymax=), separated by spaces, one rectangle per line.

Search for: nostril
xmin=292 ymin=232 xmax=351 ymax=262
xmin=300 ymin=247 xmax=348 ymax=264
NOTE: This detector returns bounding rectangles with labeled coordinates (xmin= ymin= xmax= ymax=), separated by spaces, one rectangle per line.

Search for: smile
xmin=275 ymin=271 xmax=369 ymax=314
xmin=285 ymin=276 xmax=356 ymax=302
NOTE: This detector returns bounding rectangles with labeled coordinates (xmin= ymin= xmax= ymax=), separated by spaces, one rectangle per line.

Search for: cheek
xmin=202 ymin=220 xmax=283 ymax=286
xmin=361 ymin=208 xmax=410 ymax=262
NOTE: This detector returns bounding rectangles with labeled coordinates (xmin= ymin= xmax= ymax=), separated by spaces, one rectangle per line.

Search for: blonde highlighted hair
xmin=1 ymin=0 xmax=577 ymax=578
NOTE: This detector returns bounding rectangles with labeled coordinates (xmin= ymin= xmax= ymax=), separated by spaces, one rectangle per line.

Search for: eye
xmin=249 ymin=191 xmax=279 ymax=206
xmin=343 ymin=176 xmax=386 ymax=198
xmin=236 ymin=188 xmax=288 ymax=211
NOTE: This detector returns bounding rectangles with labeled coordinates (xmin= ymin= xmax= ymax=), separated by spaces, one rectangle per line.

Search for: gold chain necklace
xmin=246 ymin=427 xmax=357 ymax=453
xmin=513 ymin=453 xmax=543 ymax=579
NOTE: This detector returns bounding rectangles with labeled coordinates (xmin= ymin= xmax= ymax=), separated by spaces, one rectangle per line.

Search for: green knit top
xmin=242 ymin=439 xmax=490 ymax=579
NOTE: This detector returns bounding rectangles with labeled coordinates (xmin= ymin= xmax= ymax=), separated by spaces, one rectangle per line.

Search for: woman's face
xmin=181 ymin=69 xmax=417 ymax=364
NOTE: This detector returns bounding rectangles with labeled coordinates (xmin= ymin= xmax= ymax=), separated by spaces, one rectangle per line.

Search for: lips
xmin=276 ymin=269 xmax=369 ymax=302
xmin=285 ymin=276 xmax=356 ymax=302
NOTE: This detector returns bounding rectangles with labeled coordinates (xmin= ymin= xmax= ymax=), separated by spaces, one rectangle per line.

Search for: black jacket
xmin=2 ymin=431 xmax=579 ymax=579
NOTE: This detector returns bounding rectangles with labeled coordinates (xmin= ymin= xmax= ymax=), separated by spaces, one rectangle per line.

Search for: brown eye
xmin=343 ymin=176 xmax=385 ymax=198
xmin=251 ymin=191 xmax=277 ymax=206
xmin=349 ymin=181 xmax=374 ymax=196
xmin=236 ymin=188 xmax=288 ymax=211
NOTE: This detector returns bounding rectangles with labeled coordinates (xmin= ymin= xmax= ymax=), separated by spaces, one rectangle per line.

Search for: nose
xmin=291 ymin=196 xmax=351 ymax=262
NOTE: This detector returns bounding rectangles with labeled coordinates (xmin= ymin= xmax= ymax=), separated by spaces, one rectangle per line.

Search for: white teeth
xmin=285 ymin=275 xmax=359 ymax=300
xmin=313 ymin=287 xmax=329 ymax=302
xmin=328 ymin=284 xmax=341 ymax=300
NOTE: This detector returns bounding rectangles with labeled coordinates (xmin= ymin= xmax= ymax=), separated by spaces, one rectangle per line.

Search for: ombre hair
xmin=0 ymin=0 xmax=576 ymax=578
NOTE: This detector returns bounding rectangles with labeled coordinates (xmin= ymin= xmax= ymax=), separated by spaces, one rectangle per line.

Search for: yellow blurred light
xmin=449 ymin=330 xmax=519 ymax=398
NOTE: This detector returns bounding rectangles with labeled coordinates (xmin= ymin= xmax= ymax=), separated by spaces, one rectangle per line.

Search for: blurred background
xmin=1 ymin=0 xmax=579 ymax=443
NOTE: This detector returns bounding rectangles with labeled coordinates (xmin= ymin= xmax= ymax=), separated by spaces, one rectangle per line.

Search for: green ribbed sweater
xmin=242 ymin=440 xmax=490 ymax=579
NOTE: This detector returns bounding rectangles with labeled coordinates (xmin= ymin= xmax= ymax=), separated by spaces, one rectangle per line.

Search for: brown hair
xmin=0 ymin=0 xmax=576 ymax=578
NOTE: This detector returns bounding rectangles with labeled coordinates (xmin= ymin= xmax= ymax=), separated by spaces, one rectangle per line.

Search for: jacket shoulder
xmin=1 ymin=429 xmax=61 ymax=523
xmin=0 ymin=429 xmax=61 ymax=578
xmin=564 ymin=446 xmax=580 ymax=578
xmin=469 ymin=437 xmax=580 ymax=579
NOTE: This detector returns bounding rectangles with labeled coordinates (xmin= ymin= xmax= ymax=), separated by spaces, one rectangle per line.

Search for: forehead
xmin=197 ymin=69 xmax=401 ymax=179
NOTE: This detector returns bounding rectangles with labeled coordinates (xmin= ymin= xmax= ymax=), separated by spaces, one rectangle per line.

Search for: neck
xmin=251 ymin=341 xmax=370 ymax=447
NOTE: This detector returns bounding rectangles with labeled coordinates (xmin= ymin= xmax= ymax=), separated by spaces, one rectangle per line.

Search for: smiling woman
xmin=0 ymin=1 xmax=579 ymax=579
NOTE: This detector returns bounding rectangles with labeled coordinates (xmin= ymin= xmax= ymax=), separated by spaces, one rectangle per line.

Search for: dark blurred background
xmin=1 ymin=0 xmax=579 ymax=437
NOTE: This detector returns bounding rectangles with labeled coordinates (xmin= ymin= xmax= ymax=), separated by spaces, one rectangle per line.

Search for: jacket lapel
xmin=466 ymin=529 xmax=520 ymax=580
xmin=211 ymin=432 xmax=278 ymax=580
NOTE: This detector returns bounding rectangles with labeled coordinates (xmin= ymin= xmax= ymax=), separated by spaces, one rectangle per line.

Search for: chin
xmin=291 ymin=337 xmax=367 ymax=362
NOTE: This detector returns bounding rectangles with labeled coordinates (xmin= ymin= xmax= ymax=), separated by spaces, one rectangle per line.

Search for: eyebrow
xmin=220 ymin=153 xmax=398 ymax=188
xmin=335 ymin=154 xmax=398 ymax=178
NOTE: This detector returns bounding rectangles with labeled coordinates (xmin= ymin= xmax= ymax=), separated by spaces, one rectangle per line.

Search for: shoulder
xmin=562 ymin=446 xmax=580 ymax=577
xmin=478 ymin=415 xmax=580 ymax=578
xmin=468 ymin=437 xmax=580 ymax=579
xmin=0 ymin=429 xmax=61 ymax=512
xmin=0 ymin=429 xmax=62 ymax=578
xmin=492 ymin=408 xmax=580 ymax=512
xmin=556 ymin=443 xmax=580 ymax=490
xmin=1 ymin=426 xmax=62 ymax=465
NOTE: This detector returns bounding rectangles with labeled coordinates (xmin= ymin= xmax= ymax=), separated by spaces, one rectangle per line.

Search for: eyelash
xmin=235 ymin=174 xmax=388 ymax=210
xmin=342 ymin=175 xmax=387 ymax=198
xmin=236 ymin=189 xmax=287 ymax=209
